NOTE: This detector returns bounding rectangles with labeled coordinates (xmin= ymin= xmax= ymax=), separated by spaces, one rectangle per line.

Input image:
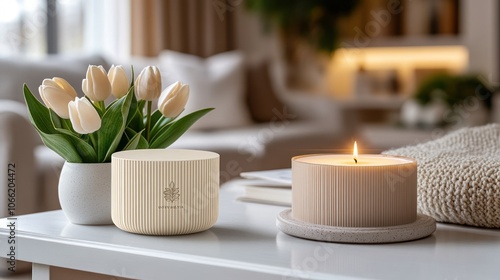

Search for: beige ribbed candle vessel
xmin=112 ymin=149 xmax=219 ymax=235
xmin=292 ymin=154 xmax=417 ymax=228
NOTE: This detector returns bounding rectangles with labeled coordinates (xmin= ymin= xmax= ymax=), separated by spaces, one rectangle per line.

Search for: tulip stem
xmin=92 ymin=100 xmax=105 ymax=116
xmin=89 ymin=132 xmax=98 ymax=151
xmin=145 ymin=101 xmax=152 ymax=141
xmin=98 ymin=101 xmax=106 ymax=114
xmin=62 ymin=119 xmax=72 ymax=131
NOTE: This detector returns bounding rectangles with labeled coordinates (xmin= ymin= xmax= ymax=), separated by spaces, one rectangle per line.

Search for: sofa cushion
xmin=160 ymin=50 xmax=252 ymax=130
xmin=246 ymin=62 xmax=286 ymax=123
xmin=35 ymin=146 xmax=64 ymax=210
xmin=170 ymin=121 xmax=343 ymax=180
xmin=170 ymin=125 xmax=266 ymax=181
xmin=0 ymin=54 xmax=108 ymax=104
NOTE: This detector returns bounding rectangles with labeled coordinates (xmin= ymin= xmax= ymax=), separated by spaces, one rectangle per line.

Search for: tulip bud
xmin=82 ymin=65 xmax=112 ymax=101
xmin=38 ymin=77 xmax=78 ymax=119
xmin=108 ymin=65 xmax=129 ymax=99
xmin=158 ymin=81 xmax=190 ymax=118
xmin=135 ymin=66 xmax=162 ymax=101
xmin=68 ymin=97 xmax=101 ymax=134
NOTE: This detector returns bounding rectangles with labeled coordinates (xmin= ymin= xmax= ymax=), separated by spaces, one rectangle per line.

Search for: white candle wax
xmin=296 ymin=154 xmax=414 ymax=166
xmin=292 ymin=154 xmax=417 ymax=228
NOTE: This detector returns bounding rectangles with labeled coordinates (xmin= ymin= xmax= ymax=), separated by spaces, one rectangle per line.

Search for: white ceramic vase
xmin=58 ymin=162 xmax=113 ymax=225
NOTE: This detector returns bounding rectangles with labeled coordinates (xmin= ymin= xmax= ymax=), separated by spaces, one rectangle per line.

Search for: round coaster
xmin=276 ymin=209 xmax=436 ymax=244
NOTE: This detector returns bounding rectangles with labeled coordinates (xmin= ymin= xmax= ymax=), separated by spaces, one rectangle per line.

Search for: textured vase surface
xmin=58 ymin=162 xmax=113 ymax=225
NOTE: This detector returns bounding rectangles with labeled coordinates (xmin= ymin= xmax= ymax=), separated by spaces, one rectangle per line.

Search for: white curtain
xmin=0 ymin=0 xmax=47 ymax=56
xmin=0 ymin=0 xmax=86 ymax=57
xmin=83 ymin=0 xmax=131 ymax=60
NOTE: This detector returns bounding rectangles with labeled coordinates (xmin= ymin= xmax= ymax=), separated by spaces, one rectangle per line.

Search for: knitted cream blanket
xmin=383 ymin=124 xmax=500 ymax=228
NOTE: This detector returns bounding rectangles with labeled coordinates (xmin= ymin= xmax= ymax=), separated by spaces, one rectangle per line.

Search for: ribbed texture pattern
xmin=112 ymin=155 xmax=219 ymax=235
xmin=292 ymin=160 xmax=417 ymax=227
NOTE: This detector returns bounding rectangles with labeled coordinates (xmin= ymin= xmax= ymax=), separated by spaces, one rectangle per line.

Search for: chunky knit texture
xmin=383 ymin=124 xmax=500 ymax=228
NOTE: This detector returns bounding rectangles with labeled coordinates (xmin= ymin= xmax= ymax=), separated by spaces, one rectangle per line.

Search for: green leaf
xmin=149 ymin=108 xmax=213 ymax=149
xmin=125 ymin=86 xmax=137 ymax=125
xmin=138 ymin=99 xmax=146 ymax=113
xmin=104 ymin=98 xmax=119 ymax=111
xmin=136 ymin=135 xmax=149 ymax=149
xmin=23 ymin=84 xmax=82 ymax=162
xmin=125 ymin=127 xmax=137 ymax=138
xmin=24 ymin=84 xmax=58 ymax=134
xmin=127 ymin=109 xmax=144 ymax=132
xmin=125 ymin=127 xmax=149 ymax=149
xmin=61 ymin=118 xmax=73 ymax=131
xmin=97 ymin=88 xmax=134 ymax=162
xmin=149 ymin=111 xmax=175 ymax=138
xmin=126 ymin=91 xmax=146 ymax=132
xmin=38 ymin=133 xmax=83 ymax=163
xmin=150 ymin=109 xmax=163 ymax=126
xmin=130 ymin=65 xmax=135 ymax=87
xmin=49 ymin=109 xmax=76 ymax=138
xmin=49 ymin=109 xmax=97 ymax=162
xmin=49 ymin=109 xmax=62 ymax=129
xmin=123 ymin=130 xmax=144 ymax=151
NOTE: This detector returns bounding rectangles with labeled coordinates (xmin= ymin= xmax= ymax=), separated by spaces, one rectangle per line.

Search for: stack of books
xmin=236 ymin=169 xmax=292 ymax=207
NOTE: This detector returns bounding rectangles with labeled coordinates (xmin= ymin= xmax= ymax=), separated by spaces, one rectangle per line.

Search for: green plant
xmin=246 ymin=0 xmax=360 ymax=54
xmin=24 ymin=65 xmax=213 ymax=163
xmin=414 ymin=73 xmax=494 ymax=109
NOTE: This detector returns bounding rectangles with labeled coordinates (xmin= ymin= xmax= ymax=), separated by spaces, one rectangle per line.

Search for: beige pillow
xmin=160 ymin=50 xmax=252 ymax=130
xmin=245 ymin=62 xmax=286 ymax=123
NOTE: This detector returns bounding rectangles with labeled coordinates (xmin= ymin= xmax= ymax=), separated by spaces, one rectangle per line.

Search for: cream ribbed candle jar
xmin=111 ymin=149 xmax=219 ymax=235
xmin=292 ymin=154 xmax=417 ymax=228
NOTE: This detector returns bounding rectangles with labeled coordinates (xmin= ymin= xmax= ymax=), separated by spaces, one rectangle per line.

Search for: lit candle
xmin=292 ymin=142 xmax=417 ymax=228
xmin=353 ymin=141 xmax=358 ymax=163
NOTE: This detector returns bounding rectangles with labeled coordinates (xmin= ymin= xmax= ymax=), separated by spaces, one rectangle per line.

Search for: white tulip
xmin=158 ymin=81 xmax=190 ymax=118
xmin=135 ymin=66 xmax=162 ymax=101
xmin=108 ymin=65 xmax=129 ymax=99
xmin=68 ymin=97 xmax=101 ymax=134
xmin=38 ymin=77 xmax=78 ymax=119
xmin=82 ymin=65 xmax=111 ymax=101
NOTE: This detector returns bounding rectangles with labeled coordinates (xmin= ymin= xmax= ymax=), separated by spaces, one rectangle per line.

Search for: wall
xmin=234 ymin=1 xmax=499 ymax=95
xmin=461 ymin=0 xmax=499 ymax=85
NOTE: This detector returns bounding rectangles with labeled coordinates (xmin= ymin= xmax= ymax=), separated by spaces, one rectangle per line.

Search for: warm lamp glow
xmin=326 ymin=45 xmax=469 ymax=98
xmin=353 ymin=141 xmax=358 ymax=164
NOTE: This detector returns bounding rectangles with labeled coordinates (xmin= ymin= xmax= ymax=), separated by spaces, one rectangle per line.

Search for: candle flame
xmin=353 ymin=141 xmax=358 ymax=164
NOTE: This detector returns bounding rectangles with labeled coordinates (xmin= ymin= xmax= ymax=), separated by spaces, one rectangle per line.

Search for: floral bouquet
xmin=23 ymin=65 xmax=213 ymax=163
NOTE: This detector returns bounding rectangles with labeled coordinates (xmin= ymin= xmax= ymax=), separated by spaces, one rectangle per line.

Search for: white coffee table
xmin=1 ymin=180 xmax=500 ymax=280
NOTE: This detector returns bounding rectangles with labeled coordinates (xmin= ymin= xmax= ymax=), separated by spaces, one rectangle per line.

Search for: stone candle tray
xmin=277 ymin=209 xmax=436 ymax=244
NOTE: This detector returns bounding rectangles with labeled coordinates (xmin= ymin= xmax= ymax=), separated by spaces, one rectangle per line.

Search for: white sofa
xmin=0 ymin=54 xmax=345 ymax=215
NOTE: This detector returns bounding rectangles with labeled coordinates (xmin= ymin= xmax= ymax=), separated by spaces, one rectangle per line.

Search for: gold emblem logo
xmin=163 ymin=181 xmax=180 ymax=202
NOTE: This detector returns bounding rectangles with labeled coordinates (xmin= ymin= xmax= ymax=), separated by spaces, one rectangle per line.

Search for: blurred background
xmin=1 ymin=0 xmax=499 ymax=183
xmin=0 ymin=1 xmax=499 ymax=278
xmin=1 ymin=0 xmax=498 ymax=142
